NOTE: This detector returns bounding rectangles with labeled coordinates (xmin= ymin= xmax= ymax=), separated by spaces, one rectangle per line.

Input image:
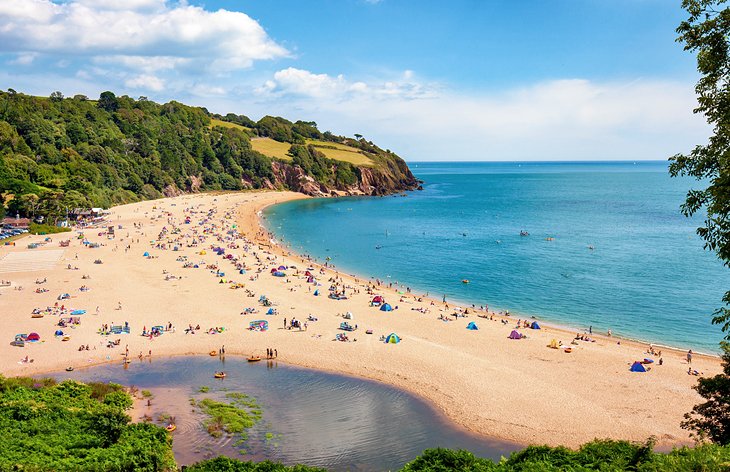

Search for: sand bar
xmin=0 ymin=190 xmax=722 ymax=448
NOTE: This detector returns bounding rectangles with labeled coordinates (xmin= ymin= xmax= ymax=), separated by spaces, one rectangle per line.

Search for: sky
xmin=0 ymin=0 xmax=712 ymax=161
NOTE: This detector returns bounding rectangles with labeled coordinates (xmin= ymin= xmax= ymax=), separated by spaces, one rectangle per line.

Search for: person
xmin=274 ymin=349 xmax=278 ymax=358
xmin=687 ymin=350 xmax=693 ymax=364
xmin=658 ymin=357 xmax=663 ymax=366
xmin=589 ymin=325 xmax=592 ymax=334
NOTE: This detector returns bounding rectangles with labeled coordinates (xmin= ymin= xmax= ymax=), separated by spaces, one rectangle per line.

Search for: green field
xmin=250 ymin=137 xmax=293 ymax=160
xmin=251 ymin=137 xmax=373 ymax=166
xmin=210 ymin=118 xmax=251 ymax=131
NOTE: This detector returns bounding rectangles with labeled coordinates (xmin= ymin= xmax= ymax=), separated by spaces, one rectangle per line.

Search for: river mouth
xmin=51 ymin=355 xmax=518 ymax=470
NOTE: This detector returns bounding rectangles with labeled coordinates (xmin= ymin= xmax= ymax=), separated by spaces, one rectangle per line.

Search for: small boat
xmin=65 ymin=366 xmax=74 ymax=372
xmin=461 ymin=279 xmax=469 ymax=284
xmin=247 ymin=356 xmax=261 ymax=362
xmin=214 ymin=372 xmax=226 ymax=379
xmin=209 ymin=350 xmax=217 ymax=356
xmin=165 ymin=424 xmax=176 ymax=433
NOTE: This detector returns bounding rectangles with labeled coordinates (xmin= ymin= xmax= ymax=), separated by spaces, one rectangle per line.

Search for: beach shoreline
xmin=255 ymin=194 xmax=720 ymax=359
xmin=0 ymin=190 xmax=722 ymax=449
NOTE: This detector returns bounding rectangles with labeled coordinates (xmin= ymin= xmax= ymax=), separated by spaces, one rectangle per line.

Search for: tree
xmin=49 ymin=91 xmax=64 ymax=102
xmin=354 ymin=133 xmax=363 ymax=140
xmin=669 ymin=0 xmax=730 ymax=336
xmin=682 ymin=342 xmax=730 ymax=443
xmin=672 ymin=0 xmax=730 ymax=446
xmin=97 ymin=91 xmax=119 ymax=113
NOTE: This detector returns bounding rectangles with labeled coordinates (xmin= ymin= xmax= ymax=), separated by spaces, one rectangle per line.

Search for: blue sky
xmin=0 ymin=0 xmax=710 ymax=161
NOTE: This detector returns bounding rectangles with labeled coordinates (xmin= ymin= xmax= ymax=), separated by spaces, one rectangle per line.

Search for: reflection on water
xmin=54 ymin=356 xmax=518 ymax=470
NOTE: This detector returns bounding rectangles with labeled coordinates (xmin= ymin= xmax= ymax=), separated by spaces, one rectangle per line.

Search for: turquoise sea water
xmin=264 ymin=161 xmax=728 ymax=353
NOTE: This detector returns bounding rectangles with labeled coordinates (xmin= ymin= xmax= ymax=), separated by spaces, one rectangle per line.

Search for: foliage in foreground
xmin=401 ymin=441 xmax=730 ymax=471
xmin=185 ymin=441 xmax=730 ymax=472
xmin=185 ymin=457 xmax=326 ymax=472
xmin=683 ymin=341 xmax=730 ymax=445
xmin=669 ymin=0 xmax=730 ymax=446
xmin=0 ymin=375 xmax=175 ymax=471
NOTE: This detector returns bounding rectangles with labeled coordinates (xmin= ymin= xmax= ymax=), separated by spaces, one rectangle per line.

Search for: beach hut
xmin=530 ymin=321 xmax=541 ymax=329
xmin=508 ymin=330 xmax=523 ymax=340
xmin=385 ymin=333 xmax=400 ymax=344
xmin=380 ymin=303 xmax=393 ymax=312
xmin=630 ymin=361 xmax=647 ymax=373
xmin=27 ymin=332 xmax=40 ymax=342
xmin=466 ymin=321 xmax=478 ymax=330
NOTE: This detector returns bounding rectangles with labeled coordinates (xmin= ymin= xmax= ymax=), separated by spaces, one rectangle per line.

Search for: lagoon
xmin=55 ymin=356 xmax=516 ymax=470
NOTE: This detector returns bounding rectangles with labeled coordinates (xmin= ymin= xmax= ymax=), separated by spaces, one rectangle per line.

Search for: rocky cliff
xmin=268 ymin=160 xmax=420 ymax=197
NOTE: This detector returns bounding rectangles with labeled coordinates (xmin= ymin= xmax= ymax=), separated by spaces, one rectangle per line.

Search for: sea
xmin=264 ymin=161 xmax=728 ymax=354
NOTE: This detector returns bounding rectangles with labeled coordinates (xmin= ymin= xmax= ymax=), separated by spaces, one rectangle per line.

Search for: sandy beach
xmin=0 ymin=190 xmax=722 ymax=448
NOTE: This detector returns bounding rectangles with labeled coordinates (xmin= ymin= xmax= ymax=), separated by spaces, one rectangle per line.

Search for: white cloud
xmin=8 ymin=52 xmax=37 ymax=65
xmin=94 ymin=55 xmax=190 ymax=73
xmin=258 ymin=67 xmax=437 ymax=100
xmin=243 ymin=70 xmax=709 ymax=161
xmin=0 ymin=1 xmax=288 ymax=71
xmin=125 ymin=74 xmax=165 ymax=92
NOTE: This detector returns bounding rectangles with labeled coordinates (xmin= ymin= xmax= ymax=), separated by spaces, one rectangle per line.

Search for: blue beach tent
xmin=630 ymin=361 xmax=647 ymax=373
xmin=530 ymin=321 xmax=541 ymax=329
xmin=380 ymin=303 xmax=393 ymax=312
xmin=143 ymin=252 xmax=150 ymax=257
xmin=313 ymin=289 xmax=320 ymax=296
xmin=385 ymin=333 xmax=400 ymax=344
xmin=466 ymin=321 xmax=478 ymax=330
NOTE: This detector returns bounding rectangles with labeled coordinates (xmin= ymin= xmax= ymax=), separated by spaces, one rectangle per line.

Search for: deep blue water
xmin=264 ymin=161 xmax=728 ymax=353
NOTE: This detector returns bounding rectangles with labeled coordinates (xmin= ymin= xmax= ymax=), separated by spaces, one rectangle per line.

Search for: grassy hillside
xmin=0 ymin=90 xmax=416 ymax=223
xmin=251 ymin=137 xmax=374 ymax=166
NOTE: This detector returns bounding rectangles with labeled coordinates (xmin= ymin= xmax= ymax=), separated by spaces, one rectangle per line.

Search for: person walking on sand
xmin=687 ymin=350 xmax=693 ymax=364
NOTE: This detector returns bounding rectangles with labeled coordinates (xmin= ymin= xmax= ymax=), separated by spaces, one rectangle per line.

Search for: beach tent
xmin=508 ymin=330 xmax=523 ymax=340
xmin=27 ymin=332 xmax=40 ymax=342
xmin=530 ymin=321 xmax=541 ymax=329
xmin=54 ymin=330 xmax=63 ymax=336
xmin=380 ymin=303 xmax=393 ymax=312
xmin=305 ymin=271 xmax=313 ymax=277
xmin=385 ymin=333 xmax=400 ymax=344
xmin=466 ymin=321 xmax=478 ymax=330
xmin=372 ymin=296 xmax=384 ymax=305
xmin=266 ymin=308 xmax=275 ymax=315
xmin=273 ymin=271 xmax=286 ymax=277
xmin=630 ymin=361 xmax=647 ymax=373
xmin=278 ymin=265 xmax=287 ymax=270
xmin=270 ymin=268 xmax=278 ymax=273
xmin=249 ymin=320 xmax=268 ymax=331
xmin=143 ymin=252 xmax=150 ymax=257
xmin=313 ymin=289 xmax=320 ymax=296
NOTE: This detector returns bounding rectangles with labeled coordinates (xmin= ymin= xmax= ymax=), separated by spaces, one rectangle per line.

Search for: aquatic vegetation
xmin=199 ymin=385 xmax=210 ymax=393
xmin=195 ymin=392 xmax=263 ymax=442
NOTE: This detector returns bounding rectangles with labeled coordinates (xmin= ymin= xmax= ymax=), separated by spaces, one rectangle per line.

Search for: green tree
xmin=670 ymin=0 xmax=730 ymax=336
xmin=671 ymin=0 xmax=730 ymax=445
xmin=49 ymin=91 xmax=64 ymax=102
xmin=97 ymin=91 xmax=119 ymax=113
xmin=682 ymin=342 xmax=730 ymax=443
